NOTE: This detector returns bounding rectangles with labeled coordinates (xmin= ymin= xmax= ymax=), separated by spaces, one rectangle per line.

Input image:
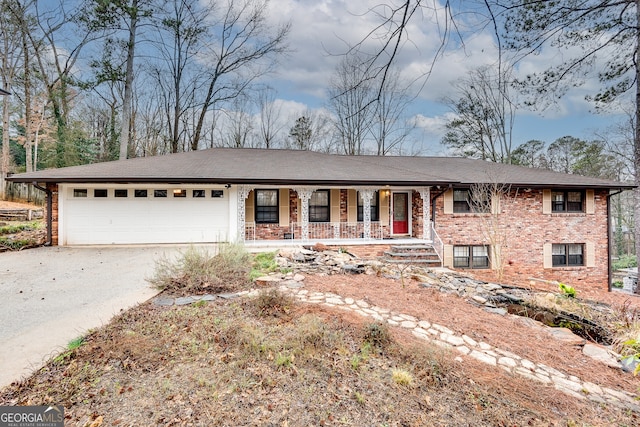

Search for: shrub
xmin=558 ymin=283 xmax=576 ymax=298
xmin=391 ymin=368 xmax=414 ymax=387
xmin=363 ymin=322 xmax=392 ymax=351
xmin=147 ymin=244 xmax=251 ymax=295
xmin=250 ymin=289 xmax=294 ymax=318
xmin=612 ymin=254 xmax=637 ymax=271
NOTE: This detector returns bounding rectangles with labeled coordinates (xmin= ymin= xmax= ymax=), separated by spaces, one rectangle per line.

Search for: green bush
xmin=612 ymin=254 xmax=637 ymax=271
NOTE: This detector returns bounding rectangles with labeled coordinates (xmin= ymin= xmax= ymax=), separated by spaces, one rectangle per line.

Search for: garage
xmin=59 ymin=184 xmax=230 ymax=245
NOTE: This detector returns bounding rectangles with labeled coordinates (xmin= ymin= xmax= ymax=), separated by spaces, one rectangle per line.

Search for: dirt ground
xmin=0 ymin=200 xmax=42 ymax=210
xmin=302 ymin=272 xmax=640 ymax=397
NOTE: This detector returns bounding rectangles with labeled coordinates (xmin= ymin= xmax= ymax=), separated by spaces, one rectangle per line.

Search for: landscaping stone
xmin=254 ymin=276 xmax=282 ymax=286
xmin=153 ymin=297 xmax=175 ymax=306
xmin=582 ymin=343 xmax=620 ymax=369
xmin=547 ymin=327 xmax=585 ymax=346
xmin=175 ymin=296 xmax=198 ymax=306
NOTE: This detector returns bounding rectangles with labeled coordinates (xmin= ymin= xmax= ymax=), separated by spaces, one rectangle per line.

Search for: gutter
xmin=607 ymin=189 xmax=626 ymax=292
xmin=31 ymin=182 xmax=52 ymax=246
xmin=430 ymin=184 xmax=452 ymax=225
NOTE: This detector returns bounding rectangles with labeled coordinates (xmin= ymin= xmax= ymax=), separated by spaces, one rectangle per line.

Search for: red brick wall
xmin=330 ymin=244 xmax=391 ymax=258
xmin=434 ymin=189 xmax=610 ymax=290
xmin=411 ymin=191 xmax=425 ymax=239
xmin=48 ymin=183 xmax=59 ymax=246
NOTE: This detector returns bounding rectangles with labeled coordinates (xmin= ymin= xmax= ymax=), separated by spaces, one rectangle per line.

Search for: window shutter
xmin=586 ymin=242 xmax=595 ymax=267
xmin=443 ymin=189 xmax=453 ymax=214
xmin=443 ymin=244 xmax=453 ymax=268
xmin=543 ymin=243 xmax=552 ymax=268
xmin=279 ymin=189 xmax=290 ymax=227
xmin=347 ymin=189 xmax=357 ymax=222
xmin=330 ymin=189 xmax=341 ymax=222
xmin=585 ymin=190 xmax=595 ymax=214
xmin=380 ymin=190 xmax=390 ymax=225
xmin=542 ymin=189 xmax=551 ymax=214
xmin=245 ymin=190 xmax=254 ymax=222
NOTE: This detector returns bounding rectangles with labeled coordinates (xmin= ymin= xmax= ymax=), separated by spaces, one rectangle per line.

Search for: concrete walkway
xmin=0 ymin=246 xmax=182 ymax=388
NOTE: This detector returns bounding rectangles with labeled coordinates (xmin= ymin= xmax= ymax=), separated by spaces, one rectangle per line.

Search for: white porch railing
xmin=431 ymin=223 xmax=444 ymax=262
xmin=291 ymin=222 xmax=384 ymax=241
xmin=244 ymin=221 xmax=384 ymax=241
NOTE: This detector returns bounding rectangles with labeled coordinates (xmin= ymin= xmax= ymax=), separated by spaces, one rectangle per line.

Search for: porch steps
xmin=382 ymin=244 xmax=442 ymax=266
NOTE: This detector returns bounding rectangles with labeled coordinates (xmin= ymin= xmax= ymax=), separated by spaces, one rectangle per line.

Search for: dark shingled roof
xmin=8 ymin=147 xmax=634 ymax=189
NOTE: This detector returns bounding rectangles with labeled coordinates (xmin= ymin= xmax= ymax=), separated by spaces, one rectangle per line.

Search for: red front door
xmin=392 ymin=192 xmax=409 ymax=234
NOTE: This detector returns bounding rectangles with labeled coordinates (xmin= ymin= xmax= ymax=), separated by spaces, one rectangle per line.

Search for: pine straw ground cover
xmin=1 ymin=289 xmax=637 ymax=426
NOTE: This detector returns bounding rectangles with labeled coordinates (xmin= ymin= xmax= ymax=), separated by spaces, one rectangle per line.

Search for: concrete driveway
xmin=0 ymin=246 xmax=185 ymax=388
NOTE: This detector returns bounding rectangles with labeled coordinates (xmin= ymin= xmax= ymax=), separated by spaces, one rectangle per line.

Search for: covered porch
xmin=236 ymin=185 xmax=443 ymax=257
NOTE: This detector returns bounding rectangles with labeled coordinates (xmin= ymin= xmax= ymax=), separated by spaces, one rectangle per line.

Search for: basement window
xmin=453 ymin=245 xmax=490 ymax=269
xmin=135 ymin=189 xmax=148 ymax=198
xmin=173 ymin=189 xmax=187 ymax=198
xmin=93 ymin=189 xmax=108 ymax=198
xmin=552 ymin=244 xmax=584 ymax=267
xmin=73 ymin=189 xmax=87 ymax=198
xmin=114 ymin=189 xmax=128 ymax=198
xmin=154 ymin=190 xmax=167 ymax=198
xmin=193 ymin=189 xmax=205 ymax=198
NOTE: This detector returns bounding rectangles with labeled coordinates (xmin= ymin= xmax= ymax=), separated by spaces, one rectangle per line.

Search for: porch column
xmin=237 ymin=185 xmax=253 ymax=242
xmin=295 ymin=188 xmax=314 ymax=241
xmin=360 ymin=189 xmax=375 ymax=240
xmin=419 ymin=187 xmax=431 ymax=240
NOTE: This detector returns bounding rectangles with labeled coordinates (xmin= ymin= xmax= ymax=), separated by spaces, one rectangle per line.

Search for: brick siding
xmin=433 ymin=189 xmax=609 ymax=290
xmin=48 ymin=183 xmax=59 ymax=246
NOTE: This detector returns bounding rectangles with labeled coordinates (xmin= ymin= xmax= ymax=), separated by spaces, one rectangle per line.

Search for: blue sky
xmin=259 ymin=0 xmax=630 ymax=155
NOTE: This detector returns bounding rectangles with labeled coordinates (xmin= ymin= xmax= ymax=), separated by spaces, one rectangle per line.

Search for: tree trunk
xmin=1 ymin=94 xmax=9 ymax=199
xmin=119 ymin=0 xmax=138 ymax=161
xmin=23 ymin=26 xmax=32 ymax=173
xmin=634 ymin=0 xmax=640 ymax=293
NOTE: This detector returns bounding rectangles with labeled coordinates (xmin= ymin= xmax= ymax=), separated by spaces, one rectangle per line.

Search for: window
xmin=94 ymin=189 xmax=107 ymax=198
xmin=255 ymin=189 xmax=278 ymax=223
xmin=453 ymin=190 xmax=471 ymax=213
xmin=114 ymin=189 xmax=128 ymax=198
xmin=211 ymin=190 xmax=224 ymax=198
xmin=552 ymin=244 xmax=584 ymax=267
xmin=454 ymin=245 xmax=490 ymax=269
xmin=154 ymin=189 xmax=167 ymax=198
xmin=173 ymin=189 xmax=186 ymax=198
xmin=357 ymin=191 xmax=379 ymax=222
xmin=552 ymin=190 xmax=583 ymax=212
xmin=309 ymin=190 xmax=330 ymax=222
xmin=453 ymin=189 xmax=489 ymax=213
xmin=193 ymin=189 xmax=205 ymax=198
xmin=73 ymin=189 xmax=87 ymax=198
xmin=134 ymin=189 xmax=148 ymax=198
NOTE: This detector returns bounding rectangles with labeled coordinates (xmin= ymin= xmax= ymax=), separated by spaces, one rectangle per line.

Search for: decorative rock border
xmin=153 ymin=278 xmax=640 ymax=413
xmin=275 ymin=284 xmax=640 ymax=413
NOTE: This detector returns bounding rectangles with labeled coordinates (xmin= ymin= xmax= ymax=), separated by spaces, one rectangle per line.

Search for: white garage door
xmin=61 ymin=186 xmax=230 ymax=245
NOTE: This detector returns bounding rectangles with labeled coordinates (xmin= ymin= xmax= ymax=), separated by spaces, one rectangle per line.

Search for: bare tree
xmin=328 ymin=54 xmax=374 ymax=155
xmin=0 ymin=0 xmax=24 ymax=197
xmin=370 ymin=67 xmax=414 ymax=155
xmin=469 ymin=180 xmax=518 ymax=281
xmin=256 ymin=86 xmax=284 ymax=149
xmin=442 ymin=65 xmax=517 ymax=163
xmin=191 ymin=0 xmax=290 ymax=149
xmin=221 ymin=95 xmax=256 ymax=148
xmin=152 ymin=0 xmax=208 ymax=153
